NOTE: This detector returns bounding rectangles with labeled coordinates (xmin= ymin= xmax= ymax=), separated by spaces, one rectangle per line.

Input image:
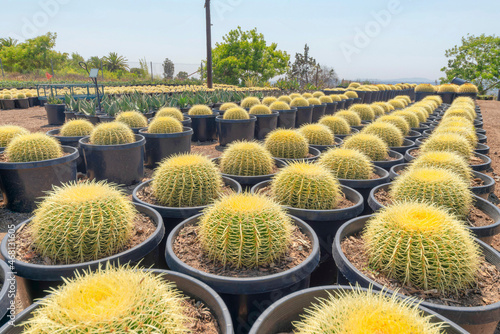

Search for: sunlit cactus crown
xmin=223 ymin=107 xmax=250 ymax=120
xmin=362 ymin=122 xmax=404 ymax=147
xmin=2 ymin=94 xmax=12 ymax=99
xmin=90 ymin=121 xmax=135 ymax=145
xmin=415 ymin=84 xmax=436 ymax=93
xmin=318 ymin=148 xmax=373 ymax=180
xmin=344 ymin=91 xmax=358 ymax=99
xmin=449 ymin=104 xmax=477 ymax=118
xmin=443 ymin=108 xmax=474 ymax=122
xmin=439 ymin=117 xmax=474 ymax=131
xmin=31 ymin=180 xmax=136 ymax=263
xmin=198 ymin=193 xmax=293 ymax=268
xmin=220 ymin=141 xmax=274 ymax=176
xmin=335 ymin=110 xmax=361 ymax=126
xmin=390 ymin=167 xmax=473 ymax=217
xmin=319 ymin=95 xmax=333 ymax=104
xmin=454 ymin=96 xmax=475 ymax=106
xmin=0 ymin=125 xmax=29 ymax=147
xmin=413 ymin=102 xmax=434 ymax=115
xmin=116 ymin=111 xmax=148 ymax=128
xmin=411 ymin=151 xmax=472 ymax=182
xmin=307 ymin=97 xmax=321 ymax=106
xmin=156 ymin=107 xmax=184 ymax=121
xmin=396 ymin=95 xmax=411 ymax=105
xmin=219 ymin=102 xmax=238 ymax=111
xmin=298 ymin=124 xmax=334 ymax=145
xmin=5 ymin=132 xmax=63 ymax=162
xmin=349 ymin=104 xmax=375 ymax=121
xmin=278 ymin=95 xmax=292 ymax=104
xmin=188 ymin=104 xmax=212 ymax=115
xmin=312 ymin=91 xmax=325 ymax=98
xmin=348 ymin=82 xmax=361 ymax=89
xmin=289 ymin=93 xmax=301 ymax=99
xmin=434 ymin=126 xmax=478 ymax=148
xmin=424 ymin=95 xmax=443 ymax=105
xmin=388 ymin=99 xmax=406 ymax=110
xmin=406 ymin=107 xmax=428 ymax=123
xmin=342 ymin=133 xmax=388 ymax=161
xmin=148 ymin=116 xmax=183 ymax=134
xmin=377 ymin=115 xmax=410 ymax=135
xmin=152 ymin=153 xmax=223 ymax=207
xmin=329 ymin=94 xmax=342 ymax=102
xmin=393 ymin=110 xmax=420 ymax=128
xmin=319 ymin=115 xmax=351 ymax=135
xmin=59 ymin=119 xmax=94 ymax=137
xmin=261 ymin=96 xmax=277 ymax=106
xmin=249 ymin=104 xmax=272 ymax=115
xmin=438 ymin=84 xmax=459 ymax=93
xmin=372 ymin=102 xmax=390 ymax=113
xmin=370 ymin=104 xmax=385 ymax=117
xmin=302 ymin=92 xmax=313 ymax=98
xmin=458 ymin=83 xmax=479 ymax=93
xmin=269 ymin=100 xmax=291 ymax=110
xmin=264 ymin=129 xmax=309 ymax=159
xmin=240 ymin=96 xmax=260 ymax=109
xmin=17 ymin=93 xmax=26 ymax=99
xmin=271 ymin=162 xmax=341 ymax=210
xmin=421 ymin=133 xmax=473 ymax=159
xmin=290 ymin=97 xmax=310 ymax=107
xmin=21 ymin=264 xmax=190 ymax=333
xmin=293 ymin=286 xmax=445 ymax=334
xmin=338 ymin=94 xmax=349 ymax=100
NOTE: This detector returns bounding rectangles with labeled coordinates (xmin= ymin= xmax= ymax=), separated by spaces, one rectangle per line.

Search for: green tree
xmin=103 ymin=52 xmax=129 ymax=72
xmin=162 ymin=58 xmax=175 ymax=79
xmin=205 ymin=27 xmax=289 ymax=85
xmin=176 ymin=71 xmax=188 ymax=80
xmin=441 ymin=34 xmax=500 ymax=94
xmin=287 ymin=44 xmax=317 ymax=88
xmin=0 ymin=37 xmax=17 ymax=50
xmin=87 ymin=56 xmax=103 ymax=70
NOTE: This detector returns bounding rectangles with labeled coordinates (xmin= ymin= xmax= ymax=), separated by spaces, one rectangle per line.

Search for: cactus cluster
xmin=240 ymin=96 xmax=261 ymax=109
xmin=318 ymin=148 xmax=373 ymax=179
xmin=249 ymin=104 xmax=272 ymax=115
xmin=188 ymin=104 xmax=212 ymax=115
xmin=152 ymin=153 xmax=223 ymax=207
xmin=271 ymin=162 xmax=341 ymax=210
xmin=335 ymin=110 xmax=361 ymax=126
xmin=319 ymin=115 xmax=351 ymax=135
xmin=148 ymin=116 xmax=183 ymax=134
xmin=5 ymin=133 xmax=63 ymax=162
xmin=90 ymin=122 xmax=136 ymax=145
xmin=262 ymin=96 xmax=277 ymax=106
xmin=116 ymin=111 xmax=148 ymax=128
xmin=349 ymin=104 xmax=375 ymax=121
xmin=278 ymin=95 xmax=292 ymax=104
xmin=290 ymin=97 xmax=310 ymax=107
xmin=0 ymin=125 xmax=29 ymax=147
xmin=420 ymin=133 xmax=473 ymax=159
xmin=269 ymin=101 xmax=291 ymax=110
xmin=298 ymin=124 xmax=334 ymax=146
xmin=223 ymin=107 xmax=250 ymax=120
xmin=198 ymin=193 xmax=293 ymax=268
xmin=411 ymin=151 xmax=472 ymax=182
xmin=377 ymin=115 xmax=410 ymax=135
xmin=155 ymin=107 xmax=184 ymax=121
xmin=364 ymin=202 xmax=480 ymax=292
xmin=59 ymin=119 xmax=94 ymax=137
xmin=342 ymin=133 xmax=388 ymax=161
xmin=362 ymin=122 xmax=404 ymax=147
xmin=219 ymin=141 xmax=274 ymax=176
xmin=219 ymin=102 xmax=238 ymax=111
xmin=415 ymin=84 xmax=436 ymax=92
xmin=264 ymin=129 xmax=309 ymax=159
xmin=31 ymin=181 xmax=136 ymax=263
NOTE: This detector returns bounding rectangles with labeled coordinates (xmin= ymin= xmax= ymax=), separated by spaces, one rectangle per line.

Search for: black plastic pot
xmin=406 ymin=130 xmax=422 ymax=142
xmin=188 ymin=111 xmax=219 ymax=142
xmin=0 ymin=259 xmax=16 ymax=327
xmin=98 ymin=115 xmax=115 ymax=122
xmin=311 ymin=104 xmax=326 ymax=123
xmin=0 ymin=146 xmax=78 ymax=213
xmin=344 ymin=99 xmax=354 ymax=109
xmin=165 ymin=213 xmax=320 ymax=334
xmin=249 ymin=285 xmax=467 ymax=334
xmin=295 ymin=106 xmax=313 ymax=127
xmin=415 ymin=91 xmax=434 ymax=101
xmin=46 ymin=129 xmax=86 ymax=173
xmin=45 ymin=104 xmax=65 ymax=125
xmin=216 ymin=115 xmax=257 ymax=147
xmin=253 ymin=112 xmax=278 ymax=140
xmin=274 ymin=147 xmax=321 ymax=164
xmin=139 ymin=127 xmax=193 ymax=168
xmin=15 ymin=98 xmax=30 ymax=109
xmin=333 ymin=215 xmax=500 ymax=334
xmin=438 ymin=92 xmax=456 ymax=104
xmin=28 ymin=97 xmax=37 ymax=107
xmin=477 ymin=133 xmax=487 ymax=144
xmin=336 ymin=100 xmax=345 ymax=110
xmin=372 ymin=150 xmax=404 ymax=171
xmin=79 ymin=134 xmax=145 ymax=186
xmin=64 ymin=110 xmax=76 ymax=121
xmin=412 ymin=125 xmax=430 ymax=134
xmin=251 ymin=180 xmax=363 ymax=286
xmin=309 ymin=137 xmax=343 ymax=153
xmin=388 ymin=138 xmax=415 ymax=154
xmin=334 ymin=128 xmax=359 ymax=140
xmin=275 ymin=109 xmax=296 ymax=129
xmin=1 ymin=100 xmax=15 ymax=110
xmin=0 ymin=202 xmax=165 ymax=303
xmin=324 ymin=102 xmax=338 ymax=115
xmin=475 ymin=143 xmax=490 ymax=155
xmin=351 ymin=124 xmax=365 ymax=131
xmin=405 ymin=149 xmax=492 ymax=172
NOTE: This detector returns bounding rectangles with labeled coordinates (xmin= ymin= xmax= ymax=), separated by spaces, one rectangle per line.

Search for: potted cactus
xmin=186 ymin=104 xmax=218 ymax=142
xmin=0 ymin=93 xmax=15 ymax=110
xmin=214 ymin=102 xmax=239 ymax=116
xmin=15 ymin=93 xmax=30 ymax=109
xmin=115 ymin=110 xmax=148 ymax=133
xmin=0 ymin=133 xmax=78 ymax=212
xmin=335 ymin=110 xmax=363 ymax=130
xmin=362 ymin=121 xmax=415 ymax=154
xmin=307 ymin=97 xmax=326 ymax=123
xmin=318 ymin=115 xmax=358 ymax=140
xmin=269 ymin=101 xmax=296 ymax=129
xmin=79 ymin=122 xmax=145 ymax=185
xmin=319 ymin=95 xmax=338 ymax=115
xmin=438 ymin=84 xmax=459 ymax=104
xmin=0 ymin=259 xmax=16 ymax=327
xmin=457 ymin=83 xmax=479 ymax=99
xmin=290 ymin=97 xmax=313 ymax=127
xmin=0 ymin=125 xmax=29 ymax=149
xmin=216 ymin=107 xmax=257 ymax=147
xmin=248 ymin=104 xmax=278 ymax=140
xmin=154 ymin=107 xmax=191 ymax=127
xmin=349 ymin=104 xmax=375 ymax=123
xmin=45 ymin=95 xmax=66 ymax=125
xmin=240 ymin=96 xmax=260 ymax=110
xmin=165 ymin=192 xmax=320 ymax=331
xmin=298 ymin=123 xmax=342 ymax=152
xmin=139 ymin=116 xmax=193 ymax=168
xmin=264 ymin=129 xmax=320 ymax=163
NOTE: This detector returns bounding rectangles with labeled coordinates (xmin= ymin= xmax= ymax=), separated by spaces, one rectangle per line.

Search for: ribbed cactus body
xmin=290 ymin=97 xmax=309 ymax=107
xmin=392 ymin=110 xmax=420 ymax=128
xmin=377 ymin=115 xmax=410 ymax=135
xmin=278 ymin=95 xmax=292 ymax=104
xmin=298 ymin=124 xmax=334 ymax=145
xmin=59 ymin=119 xmax=94 ymax=137
xmin=219 ymin=102 xmax=238 ymax=111
xmin=261 ymin=96 xmax=277 ymax=106
xmin=220 ymin=141 xmax=274 ymax=176
xmin=362 ymin=122 xmax=404 ymax=147
xmin=411 ymin=151 xmax=472 ymax=182
xmin=420 ymin=133 xmax=473 ymax=159
xmin=249 ymin=104 xmax=272 ymax=115
xmin=319 ymin=116 xmax=351 ymax=135
xmin=342 ymin=133 xmax=388 ymax=161
xmin=0 ymin=125 xmax=29 ymax=147
xmin=188 ymin=104 xmax=212 ymax=115
xmin=240 ymin=96 xmax=260 ymax=109
xmin=155 ymin=107 xmax=183 ymax=121
xmin=5 ymin=133 xmax=62 ymax=162
xmin=335 ymin=110 xmax=361 ymax=126
xmin=269 ymin=101 xmax=291 ymax=110
xmin=415 ymin=83 xmax=435 ymax=92
xmin=264 ymin=129 xmax=309 ymax=159
xmin=223 ymin=107 xmax=250 ymax=120
xmin=349 ymin=104 xmax=375 ymax=121
xmin=148 ymin=116 xmax=183 ymax=134
xmin=458 ymin=83 xmax=479 ymax=93
xmin=318 ymin=148 xmax=373 ymax=179
xmin=90 ymin=122 xmax=135 ymax=145
xmin=116 ymin=111 xmax=148 ymax=128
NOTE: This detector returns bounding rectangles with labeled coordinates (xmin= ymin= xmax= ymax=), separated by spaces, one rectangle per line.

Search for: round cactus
xmin=338 ymin=94 xmax=349 ymax=100
xmin=269 ymin=101 xmax=291 ymax=110
xmin=278 ymin=95 xmax=292 ymax=104
xmin=364 ymin=202 xmax=480 ymax=292
xmin=59 ymin=119 xmax=94 ymax=137
xmin=302 ymin=93 xmax=313 ymax=99
xmin=335 ymin=110 xmax=361 ymax=126
xmin=249 ymin=104 xmax=272 ymax=115
xmin=0 ymin=125 xmax=29 ymax=147
xmin=264 ymin=129 xmax=309 ymax=159
xmin=271 ymin=162 xmax=341 ymax=210
xmin=362 ymin=122 xmax=404 ymax=147
xmin=438 ymin=117 xmax=474 ymax=130
xmin=395 ymin=95 xmax=411 ymax=105
xmin=390 ymin=167 xmax=473 ymax=217
xmin=188 ymin=104 xmax=212 ymax=115
xmin=370 ymin=104 xmax=385 ymax=117
xmin=90 ymin=122 xmax=135 ymax=145
xmin=454 ymin=96 xmax=475 ymax=106
xmin=240 ymin=96 xmax=260 ymax=109
xmin=319 ymin=115 xmax=351 ymax=135
xmin=329 ymin=94 xmax=342 ymax=102
xmin=223 ymin=107 xmax=250 ymax=120
xmin=411 ymin=151 xmax=472 ymax=182
xmin=392 ymin=110 xmax=420 ymax=128
xmin=443 ymin=109 xmax=474 ymax=122
xmin=438 ymin=84 xmax=459 ymax=93
xmin=312 ymin=91 xmax=325 ymax=98
xmin=319 ymin=95 xmax=333 ymax=104
xmin=318 ymin=148 xmax=373 ymax=179
xmin=376 ymin=115 xmax=410 ymax=135
xmin=345 ymin=91 xmax=358 ymax=99
xmin=307 ymin=97 xmax=321 ymax=106
xmin=372 ymin=102 xmax=390 ymax=113
xmin=5 ymin=133 xmax=63 ymax=162
xmin=405 ymin=107 xmax=428 ymax=123
xmin=219 ymin=141 xmax=274 ymax=176
xmin=420 ymin=133 xmax=473 ymax=159
xmin=155 ymin=107 xmax=183 ymax=121
xmin=148 ymin=116 xmax=183 ymax=134
xmin=198 ymin=193 xmax=293 ymax=268
xmin=152 ymin=153 xmax=223 ymax=207
xmin=349 ymin=104 xmax=375 ymax=121
xmin=423 ymin=95 xmax=442 ymax=105
xmin=290 ymin=97 xmax=310 ymax=107
xmin=17 ymin=93 xmax=26 ymax=99
xmin=415 ymin=84 xmax=436 ymax=92
xmin=388 ymin=99 xmax=405 ymax=110
xmin=22 ymin=265 xmax=189 ymax=333
xmin=298 ymin=124 xmax=334 ymax=146
xmin=262 ymin=96 xmax=277 ymax=106
xmin=116 ymin=111 xmax=148 ymax=128
xmin=342 ymin=133 xmax=388 ymax=161
xmin=219 ymin=102 xmax=238 ymax=111
xmin=289 ymin=93 xmax=301 ymax=99
xmin=434 ymin=126 xmax=478 ymax=148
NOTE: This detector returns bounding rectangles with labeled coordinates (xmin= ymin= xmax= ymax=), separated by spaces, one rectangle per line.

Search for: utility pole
xmin=205 ymin=0 xmax=213 ymax=88
xmin=0 ymin=59 xmax=4 ymax=79
xmin=150 ymin=61 xmax=153 ymax=81
xmin=100 ymin=59 xmax=104 ymax=80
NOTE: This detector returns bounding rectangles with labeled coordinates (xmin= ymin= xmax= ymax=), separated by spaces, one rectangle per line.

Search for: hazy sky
xmin=2 ymin=0 xmax=500 ymax=81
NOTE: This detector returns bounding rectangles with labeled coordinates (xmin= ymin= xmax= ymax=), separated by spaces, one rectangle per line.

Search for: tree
xmin=176 ymin=71 xmax=188 ymax=80
xmin=0 ymin=37 xmax=17 ymax=50
xmin=103 ymin=52 xmax=129 ymax=72
xmin=205 ymin=27 xmax=290 ymax=85
xmin=441 ymin=34 xmax=500 ymax=94
xmin=287 ymin=44 xmax=317 ymax=88
xmin=315 ymin=65 xmax=339 ymax=88
xmin=162 ymin=58 xmax=175 ymax=79
xmin=87 ymin=56 xmax=103 ymax=70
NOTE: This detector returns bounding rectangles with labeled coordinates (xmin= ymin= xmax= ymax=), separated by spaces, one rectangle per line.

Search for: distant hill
xmin=361 ymin=78 xmax=437 ymax=84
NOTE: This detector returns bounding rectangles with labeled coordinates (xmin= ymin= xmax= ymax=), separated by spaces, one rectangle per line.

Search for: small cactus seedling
xmin=392 ymin=110 xmax=420 ymax=128
xmin=377 ymin=115 xmax=410 ymax=135
xmin=249 ymin=104 xmax=272 ymax=115
xmin=335 ymin=110 xmax=361 ymax=126
xmin=188 ymin=104 xmax=212 ymax=115
xmin=307 ymin=97 xmax=321 ymax=106
xmin=415 ymin=83 xmax=436 ymax=92
xmin=271 ymin=162 xmax=341 ymax=210
xmin=115 ymin=111 xmax=148 ymax=128
xmin=148 ymin=116 xmax=183 ymax=134
xmin=5 ymin=133 xmax=62 ymax=162
xmin=318 ymin=148 xmax=373 ymax=179
xmin=269 ymin=101 xmax=291 ymax=110
xmin=411 ymin=151 xmax=472 ymax=182
xmin=223 ymin=107 xmax=250 ymax=120
xmin=219 ymin=102 xmax=238 ymax=111
xmin=290 ymin=97 xmax=310 ymax=107
xmin=349 ymin=104 xmax=375 ymax=121
xmin=298 ymin=124 xmax=334 ymax=145
xmin=458 ymin=84 xmax=479 ymax=93
xmin=155 ymin=107 xmax=183 ymax=121
xmin=152 ymin=153 xmax=223 ymax=207
xmin=59 ymin=119 xmax=94 ymax=137
xmin=0 ymin=125 xmax=29 ymax=147
xmin=219 ymin=141 xmax=274 ymax=176
xmin=262 ymin=96 xmax=277 ymax=106
xmin=264 ymin=129 xmax=309 ymax=159
xmin=90 ymin=122 xmax=135 ymax=145
xmin=198 ymin=193 xmax=293 ymax=268
xmin=342 ymin=133 xmax=389 ymax=161
xmin=319 ymin=95 xmax=333 ymax=104
xmin=390 ymin=167 xmax=473 ymax=217
xmin=240 ymin=96 xmax=260 ymax=109
xmin=278 ymin=95 xmax=292 ymax=104
xmin=364 ymin=202 xmax=480 ymax=292
xmin=362 ymin=122 xmax=404 ymax=147
xmin=31 ymin=181 xmax=136 ymax=263
xmin=319 ymin=115 xmax=351 ymax=135
xmin=420 ymin=133 xmax=473 ymax=159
